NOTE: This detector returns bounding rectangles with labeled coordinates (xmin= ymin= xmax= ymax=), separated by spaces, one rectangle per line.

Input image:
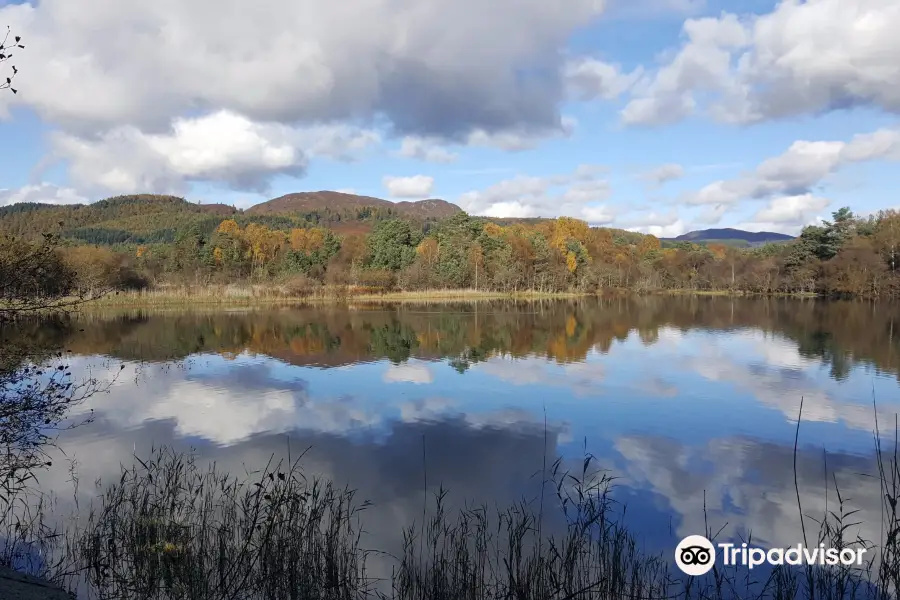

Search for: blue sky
xmin=0 ymin=0 xmax=898 ymax=235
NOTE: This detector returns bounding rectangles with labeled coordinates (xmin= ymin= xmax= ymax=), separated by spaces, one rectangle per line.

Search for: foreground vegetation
xmin=0 ymin=434 xmax=897 ymax=600
xmin=2 ymin=197 xmax=899 ymax=303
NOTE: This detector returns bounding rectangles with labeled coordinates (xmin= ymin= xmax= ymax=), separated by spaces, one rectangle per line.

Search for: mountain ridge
xmin=666 ymin=227 xmax=794 ymax=243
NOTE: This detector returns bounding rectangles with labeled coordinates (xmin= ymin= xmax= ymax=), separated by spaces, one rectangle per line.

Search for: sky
xmin=0 ymin=0 xmax=897 ymax=236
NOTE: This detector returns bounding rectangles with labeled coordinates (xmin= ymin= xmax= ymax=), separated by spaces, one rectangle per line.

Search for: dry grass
xmin=85 ymin=285 xmax=586 ymax=307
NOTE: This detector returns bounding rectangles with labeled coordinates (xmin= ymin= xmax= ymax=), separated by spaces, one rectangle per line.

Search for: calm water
xmin=6 ymin=296 xmax=900 ymax=573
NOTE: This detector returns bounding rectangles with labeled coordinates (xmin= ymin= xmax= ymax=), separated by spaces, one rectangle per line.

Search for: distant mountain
xmin=246 ymin=191 xmax=461 ymax=219
xmin=669 ymin=228 xmax=794 ymax=244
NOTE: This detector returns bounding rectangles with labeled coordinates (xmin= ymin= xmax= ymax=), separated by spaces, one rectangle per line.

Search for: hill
xmin=671 ymin=228 xmax=794 ymax=244
xmin=245 ymin=191 xmax=460 ymax=219
xmin=0 ymin=192 xmax=463 ymax=245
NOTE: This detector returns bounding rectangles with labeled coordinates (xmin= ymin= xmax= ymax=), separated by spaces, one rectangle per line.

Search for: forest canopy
xmin=0 ymin=196 xmax=898 ymax=299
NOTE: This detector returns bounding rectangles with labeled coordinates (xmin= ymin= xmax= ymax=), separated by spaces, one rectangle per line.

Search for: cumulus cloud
xmin=457 ymin=164 xmax=614 ymax=221
xmin=640 ymin=163 xmax=684 ymax=186
xmin=750 ymin=194 xmax=830 ymax=227
xmin=564 ymin=58 xmax=641 ymax=101
xmin=383 ymin=175 xmax=435 ymax=198
xmin=632 ymin=220 xmax=689 ymax=238
xmin=679 ymin=128 xmax=900 ymax=213
xmin=49 ymin=111 xmax=380 ymax=195
xmin=621 ymin=0 xmax=900 ymax=125
xmin=0 ymin=182 xmax=89 ymax=206
xmin=0 ymin=0 xmax=602 ymax=140
xmin=618 ymin=210 xmax=687 ymax=237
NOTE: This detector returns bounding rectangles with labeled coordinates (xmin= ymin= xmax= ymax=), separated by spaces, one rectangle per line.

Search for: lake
xmin=3 ymin=296 xmax=900 ymax=595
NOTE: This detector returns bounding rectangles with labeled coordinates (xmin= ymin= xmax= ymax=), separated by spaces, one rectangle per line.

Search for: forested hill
xmin=0 ymin=192 xmax=651 ymax=247
xmin=0 ymin=192 xmax=464 ymax=245
xmin=247 ymin=191 xmax=461 ymax=220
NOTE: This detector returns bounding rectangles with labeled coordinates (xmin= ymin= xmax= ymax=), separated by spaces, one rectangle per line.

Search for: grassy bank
xmin=79 ymin=284 xmax=830 ymax=308
xmin=84 ymin=285 xmax=587 ymax=307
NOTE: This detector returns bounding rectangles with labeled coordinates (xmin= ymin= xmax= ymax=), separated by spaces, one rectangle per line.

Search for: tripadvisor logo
xmin=675 ymin=535 xmax=867 ymax=576
xmin=675 ymin=535 xmax=716 ymax=576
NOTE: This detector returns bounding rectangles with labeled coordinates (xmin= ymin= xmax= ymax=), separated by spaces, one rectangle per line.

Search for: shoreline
xmin=81 ymin=285 xmax=828 ymax=307
xmin=78 ymin=286 xmax=829 ymax=308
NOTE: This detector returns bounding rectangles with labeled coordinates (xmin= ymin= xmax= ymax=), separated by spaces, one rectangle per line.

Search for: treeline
xmin=2 ymin=205 xmax=899 ymax=299
xmin=130 ymin=206 xmax=899 ymax=298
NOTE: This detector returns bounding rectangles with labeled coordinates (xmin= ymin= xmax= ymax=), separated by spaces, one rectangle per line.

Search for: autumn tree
xmin=637 ymin=234 xmax=661 ymax=259
xmin=60 ymin=245 xmax=145 ymax=293
xmin=0 ymin=235 xmax=78 ymax=320
xmin=823 ymin=236 xmax=886 ymax=297
xmin=873 ymin=209 xmax=900 ymax=273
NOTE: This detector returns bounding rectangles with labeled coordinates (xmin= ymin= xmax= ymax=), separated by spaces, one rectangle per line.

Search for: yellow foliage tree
xmin=482 ymin=222 xmax=504 ymax=238
xmin=243 ymin=223 xmax=286 ymax=267
xmin=216 ymin=219 xmax=242 ymax=236
xmin=290 ymin=227 xmax=326 ymax=253
xmin=566 ymin=251 xmax=578 ymax=274
xmin=415 ymin=238 xmax=439 ymax=265
xmin=552 ymin=218 xmax=592 ymax=272
xmin=637 ymin=234 xmax=661 ymax=257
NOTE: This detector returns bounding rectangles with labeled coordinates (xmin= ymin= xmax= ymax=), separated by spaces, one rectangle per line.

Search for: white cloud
xmin=0 ymin=0 xmax=602 ymax=138
xmin=640 ymin=163 xmax=684 ymax=186
xmin=632 ymin=220 xmax=689 ymax=238
xmin=0 ymin=182 xmax=89 ymax=206
xmin=0 ymin=0 xmax=613 ymax=197
xmin=397 ymin=137 xmax=458 ymax=163
xmin=752 ymin=194 xmax=830 ymax=225
xmin=49 ymin=111 xmax=380 ymax=195
xmin=621 ymin=0 xmax=900 ymax=125
xmin=679 ymin=128 xmax=900 ymax=224
xmin=383 ymin=175 xmax=435 ymax=198
xmin=457 ymin=164 xmax=614 ymax=222
xmin=564 ymin=58 xmax=641 ymax=101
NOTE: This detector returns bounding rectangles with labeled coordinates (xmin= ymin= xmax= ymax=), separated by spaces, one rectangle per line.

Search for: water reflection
xmin=2 ymin=296 xmax=899 ymax=588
